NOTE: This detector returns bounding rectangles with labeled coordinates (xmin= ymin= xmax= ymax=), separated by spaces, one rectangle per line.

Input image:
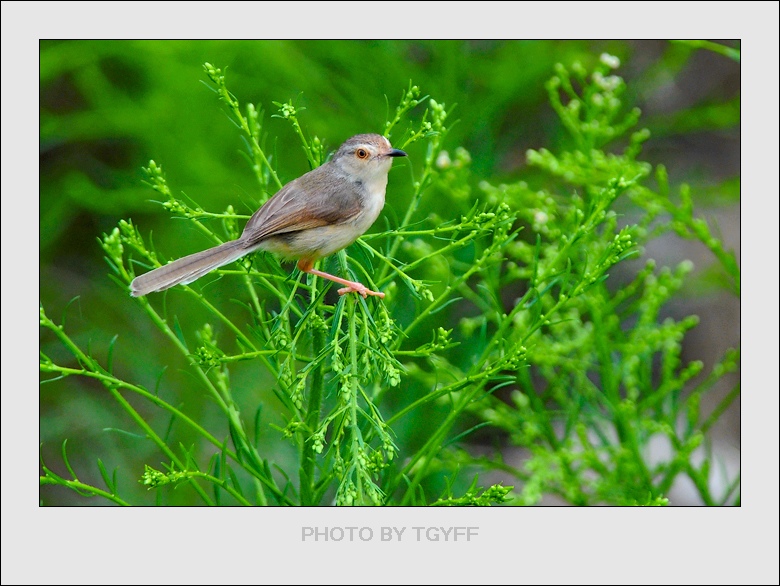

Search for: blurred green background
xmin=39 ymin=40 xmax=740 ymax=505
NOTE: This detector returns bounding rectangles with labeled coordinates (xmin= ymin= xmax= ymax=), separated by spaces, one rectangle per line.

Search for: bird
xmin=130 ymin=134 xmax=407 ymax=299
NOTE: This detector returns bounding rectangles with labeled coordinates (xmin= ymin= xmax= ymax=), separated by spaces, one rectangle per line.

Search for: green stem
xmin=346 ymin=298 xmax=365 ymax=504
xmin=186 ymin=472 xmax=254 ymax=506
xmin=299 ymin=277 xmax=326 ymax=505
xmin=40 ymin=475 xmax=131 ymax=506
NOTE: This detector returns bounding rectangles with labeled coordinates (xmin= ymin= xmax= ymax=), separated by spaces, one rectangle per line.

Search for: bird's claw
xmin=337 ymin=282 xmax=385 ymax=298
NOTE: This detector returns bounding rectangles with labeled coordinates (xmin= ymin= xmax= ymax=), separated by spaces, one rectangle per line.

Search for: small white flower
xmin=600 ymin=53 xmax=621 ymax=69
xmin=436 ymin=150 xmax=451 ymax=169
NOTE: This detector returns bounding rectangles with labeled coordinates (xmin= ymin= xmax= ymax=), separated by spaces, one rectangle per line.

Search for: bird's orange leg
xmin=297 ymin=259 xmax=384 ymax=299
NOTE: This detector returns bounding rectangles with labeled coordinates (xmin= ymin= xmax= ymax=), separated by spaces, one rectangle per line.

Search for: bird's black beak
xmin=388 ymin=148 xmax=407 ymax=157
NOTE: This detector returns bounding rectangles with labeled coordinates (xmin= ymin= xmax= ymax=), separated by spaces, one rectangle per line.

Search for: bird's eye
xmin=356 ymin=148 xmax=369 ymax=159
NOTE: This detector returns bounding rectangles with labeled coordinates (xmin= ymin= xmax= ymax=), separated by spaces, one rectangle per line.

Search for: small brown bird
xmin=130 ymin=134 xmax=406 ymax=298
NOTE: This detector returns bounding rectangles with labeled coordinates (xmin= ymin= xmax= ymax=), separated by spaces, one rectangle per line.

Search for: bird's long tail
xmin=130 ymin=240 xmax=247 ymax=297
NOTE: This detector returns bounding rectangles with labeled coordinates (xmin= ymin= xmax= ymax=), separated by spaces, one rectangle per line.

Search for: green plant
xmin=40 ymin=54 xmax=739 ymax=506
xmin=448 ymin=54 xmax=740 ymax=506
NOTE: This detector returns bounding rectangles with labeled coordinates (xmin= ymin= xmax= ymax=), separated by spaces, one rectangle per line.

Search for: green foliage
xmin=40 ymin=45 xmax=739 ymax=506
xmin=451 ymin=55 xmax=740 ymax=506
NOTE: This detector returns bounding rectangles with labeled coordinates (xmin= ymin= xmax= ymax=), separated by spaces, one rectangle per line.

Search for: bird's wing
xmin=240 ymin=167 xmax=363 ymax=247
